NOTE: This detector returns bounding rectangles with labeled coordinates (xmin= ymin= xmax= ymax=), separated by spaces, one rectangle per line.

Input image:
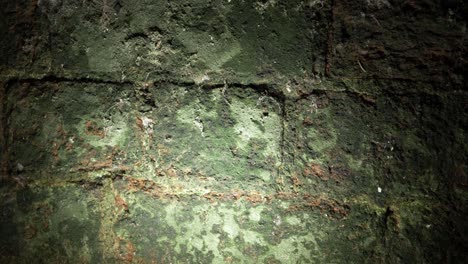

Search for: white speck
xmin=201 ymin=74 xmax=210 ymax=82
xmin=425 ymin=224 xmax=431 ymax=229
xmin=377 ymin=187 xmax=382 ymax=193
xmin=194 ymin=116 xmax=205 ymax=137
xmin=273 ymin=216 xmax=282 ymax=226
xmin=141 ymin=116 xmax=154 ymax=129
xmin=17 ymin=163 xmax=24 ymax=172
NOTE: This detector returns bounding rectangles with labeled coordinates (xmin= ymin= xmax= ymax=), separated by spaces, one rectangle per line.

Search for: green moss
xmin=225 ymin=0 xmax=317 ymax=76
xmin=1 ymin=0 xmax=465 ymax=262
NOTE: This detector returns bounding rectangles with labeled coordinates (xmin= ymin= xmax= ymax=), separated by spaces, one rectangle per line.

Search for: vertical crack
xmin=325 ymin=0 xmax=336 ymax=77
xmin=0 ymin=82 xmax=9 ymax=180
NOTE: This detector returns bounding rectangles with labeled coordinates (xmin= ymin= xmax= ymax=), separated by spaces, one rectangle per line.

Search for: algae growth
xmin=0 ymin=0 xmax=466 ymax=263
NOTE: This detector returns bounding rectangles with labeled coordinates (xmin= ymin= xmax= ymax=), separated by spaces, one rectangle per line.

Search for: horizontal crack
xmin=5 ymin=75 xmax=134 ymax=86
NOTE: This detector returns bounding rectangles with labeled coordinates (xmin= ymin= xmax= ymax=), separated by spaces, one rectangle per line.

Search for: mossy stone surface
xmin=0 ymin=0 xmax=466 ymax=263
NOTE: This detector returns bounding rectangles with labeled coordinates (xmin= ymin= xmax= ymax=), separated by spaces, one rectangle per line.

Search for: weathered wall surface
xmin=0 ymin=0 xmax=466 ymax=263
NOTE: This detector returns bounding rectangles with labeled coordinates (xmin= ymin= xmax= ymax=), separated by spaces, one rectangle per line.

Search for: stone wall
xmin=0 ymin=0 xmax=466 ymax=263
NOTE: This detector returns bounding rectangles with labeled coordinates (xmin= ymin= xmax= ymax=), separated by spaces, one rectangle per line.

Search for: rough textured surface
xmin=0 ymin=0 xmax=467 ymax=263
